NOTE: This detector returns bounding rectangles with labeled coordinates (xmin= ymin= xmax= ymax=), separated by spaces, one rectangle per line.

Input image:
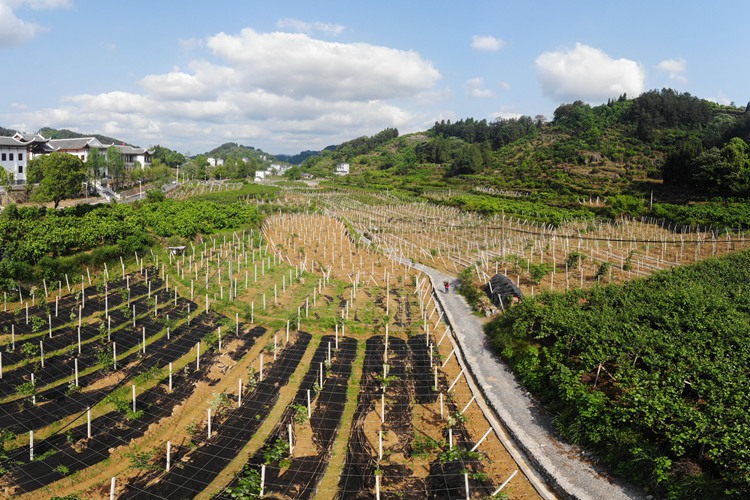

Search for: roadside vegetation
xmin=486 ymin=250 xmax=750 ymax=498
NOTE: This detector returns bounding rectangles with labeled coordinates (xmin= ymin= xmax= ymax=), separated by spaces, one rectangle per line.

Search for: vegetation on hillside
xmin=299 ymin=90 xmax=746 ymax=196
xmin=0 ymin=197 xmax=264 ymax=293
xmin=37 ymin=126 xmax=131 ymax=147
xmin=486 ymin=250 xmax=750 ymax=498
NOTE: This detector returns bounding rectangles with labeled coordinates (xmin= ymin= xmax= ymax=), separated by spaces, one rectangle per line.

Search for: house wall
xmin=0 ymin=145 xmax=29 ymax=183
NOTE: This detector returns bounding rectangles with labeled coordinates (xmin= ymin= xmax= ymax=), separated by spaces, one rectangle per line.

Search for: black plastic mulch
xmin=123 ymin=332 xmax=313 ymax=499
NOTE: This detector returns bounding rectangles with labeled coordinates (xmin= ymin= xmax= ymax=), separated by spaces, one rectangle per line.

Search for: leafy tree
xmin=105 ymin=146 xmax=126 ymax=189
xmin=447 ymin=143 xmax=483 ymax=176
xmin=692 ymin=138 xmax=750 ymax=194
xmin=0 ymin=167 xmax=13 ymax=196
xmin=151 ymin=145 xmax=185 ymax=168
xmin=26 ymin=153 xmax=86 ymax=208
xmin=284 ymin=166 xmax=302 ymax=180
xmin=553 ymin=100 xmax=595 ymax=133
xmin=86 ymin=147 xmax=106 ymax=183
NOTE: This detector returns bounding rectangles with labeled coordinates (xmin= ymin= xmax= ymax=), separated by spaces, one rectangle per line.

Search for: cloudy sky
xmin=1 ymin=0 xmax=748 ymax=155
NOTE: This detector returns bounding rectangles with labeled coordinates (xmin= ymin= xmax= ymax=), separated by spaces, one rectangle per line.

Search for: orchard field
xmin=0 ymin=206 xmax=539 ymax=499
xmin=2 ymin=183 xmax=748 ymax=499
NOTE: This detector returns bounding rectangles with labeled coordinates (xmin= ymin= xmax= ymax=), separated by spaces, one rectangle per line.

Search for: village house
xmin=0 ymin=133 xmax=152 ymax=185
xmin=335 ymin=162 xmax=350 ymax=175
xmin=0 ymin=133 xmax=52 ymax=184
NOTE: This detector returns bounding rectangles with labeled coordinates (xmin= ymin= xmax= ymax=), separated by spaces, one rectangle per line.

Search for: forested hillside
xmin=302 ymin=89 xmax=750 ymax=201
xmin=37 ymin=127 xmax=131 ymax=147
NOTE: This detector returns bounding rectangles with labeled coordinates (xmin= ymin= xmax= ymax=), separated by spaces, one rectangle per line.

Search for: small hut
xmin=485 ymin=274 xmax=523 ymax=309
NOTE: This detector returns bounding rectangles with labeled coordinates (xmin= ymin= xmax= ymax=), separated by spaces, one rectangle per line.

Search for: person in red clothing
xmin=443 ymin=280 xmax=450 ymax=293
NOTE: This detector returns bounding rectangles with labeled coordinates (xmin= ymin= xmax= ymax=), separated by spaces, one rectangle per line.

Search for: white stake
xmin=196 ymin=342 xmax=201 ymax=370
xmin=462 ymin=396 xmax=476 ymax=414
xmin=442 ymin=348 xmax=455 ymax=367
xmin=207 ymin=408 xmax=212 ymax=438
xmin=166 ymin=441 xmax=171 ymax=471
xmin=169 ymin=362 xmax=173 ymax=391
xmin=447 ymin=369 xmax=464 ymax=392
xmin=110 ymin=477 xmax=116 ymax=500
xmin=492 ymin=470 xmax=518 ymax=495
xmin=87 ymin=406 xmax=92 ymax=438
xmin=238 ymin=378 xmax=243 ymax=407
xmin=260 ymin=465 xmax=266 ymax=497
xmin=470 ymin=427 xmax=494 ymax=452
xmin=132 ymin=384 xmax=136 ymax=413
xmin=29 ymin=430 xmax=34 ymax=460
xmin=307 ymin=389 xmax=312 ymax=418
xmin=288 ymin=423 xmax=294 ymax=453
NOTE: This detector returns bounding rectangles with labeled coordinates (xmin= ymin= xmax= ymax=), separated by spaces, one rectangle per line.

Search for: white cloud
xmin=464 ymin=77 xmax=495 ymax=98
xmin=9 ymin=26 xmax=442 ymax=153
xmin=0 ymin=2 xmax=39 ymax=47
xmin=276 ymin=18 xmax=345 ymax=36
xmin=207 ymin=28 xmax=440 ymax=101
xmin=24 ymin=0 xmax=72 ymax=9
xmin=492 ymin=111 xmax=523 ymax=120
xmin=0 ymin=0 xmax=71 ymax=48
xmin=708 ymin=91 xmax=732 ymax=106
xmin=471 ymin=35 xmax=506 ymax=52
xmin=657 ymin=58 xmax=687 ymax=84
xmin=535 ymin=43 xmax=645 ymax=102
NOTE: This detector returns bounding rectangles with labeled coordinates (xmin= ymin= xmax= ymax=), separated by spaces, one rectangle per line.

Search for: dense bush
xmin=0 ymin=199 xmax=261 ymax=293
xmin=487 ymin=250 xmax=750 ymax=497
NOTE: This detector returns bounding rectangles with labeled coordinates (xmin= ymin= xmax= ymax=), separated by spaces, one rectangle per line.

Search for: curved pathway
xmin=401 ymin=258 xmax=645 ymax=500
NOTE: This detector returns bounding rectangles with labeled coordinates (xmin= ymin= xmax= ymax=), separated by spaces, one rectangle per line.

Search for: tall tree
xmin=0 ymin=167 xmax=13 ymax=192
xmin=86 ymin=147 xmax=106 ymax=183
xmin=26 ymin=152 xmax=86 ymax=208
xmin=106 ymin=145 xmax=125 ymax=189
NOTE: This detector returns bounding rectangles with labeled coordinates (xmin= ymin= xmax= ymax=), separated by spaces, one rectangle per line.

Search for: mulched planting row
xmin=123 ymin=332 xmax=313 ymax=499
xmin=231 ymin=335 xmax=358 ymax=499
xmin=0 ymin=291 xmax=186 ymax=394
xmin=425 ymin=374 xmax=493 ymax=500
xmin=338 ymin=335 xmax=384 ymax=498
xmin=2 ymin=310 xmax=256 ymax=495
xmin=0 ymin=271 xmax=171 ymax=380
xmin=0 ymin=306 xmax=214 ymax=434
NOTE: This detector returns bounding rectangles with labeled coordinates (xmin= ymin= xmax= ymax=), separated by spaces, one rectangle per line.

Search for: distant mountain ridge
xmin=37 ymin=127 xmax=133 ymax=147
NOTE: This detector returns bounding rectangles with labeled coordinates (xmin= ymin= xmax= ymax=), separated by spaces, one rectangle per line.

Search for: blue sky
xmin=1 ymin=0 xmax=748 ymax=155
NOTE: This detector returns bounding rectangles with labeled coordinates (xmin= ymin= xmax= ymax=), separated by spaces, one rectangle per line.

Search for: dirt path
xmin=396 ymin=256 xmax=646 ymax=500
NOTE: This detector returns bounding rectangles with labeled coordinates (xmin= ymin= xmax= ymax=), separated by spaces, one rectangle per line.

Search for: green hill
xmin=302 ymin=89 xmax=750 ymax=203
xmin=37 ymin=127 xmax=133 ymax=147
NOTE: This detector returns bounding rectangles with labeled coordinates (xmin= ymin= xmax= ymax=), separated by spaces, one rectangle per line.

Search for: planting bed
xmin=1 ymin=306 xmax=255 ymax=495
xmin=221 ymin=335 xmax=358 ymax=499
xmin=123 ymin=332 xmax=312 ymax=499
xmin=0 ymin=211 xmax=543 ymax=499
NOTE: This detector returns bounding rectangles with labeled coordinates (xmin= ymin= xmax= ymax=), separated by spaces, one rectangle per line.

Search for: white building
xmin=335 ymin=162 xmax=350 ymax=175
xmin=0 ymin=133 xmax=153 ymax=185
xmin=0 ymin=134 xmax=52 ymax=184
xmin=0 ymin=136 xmax=32 ymax=184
